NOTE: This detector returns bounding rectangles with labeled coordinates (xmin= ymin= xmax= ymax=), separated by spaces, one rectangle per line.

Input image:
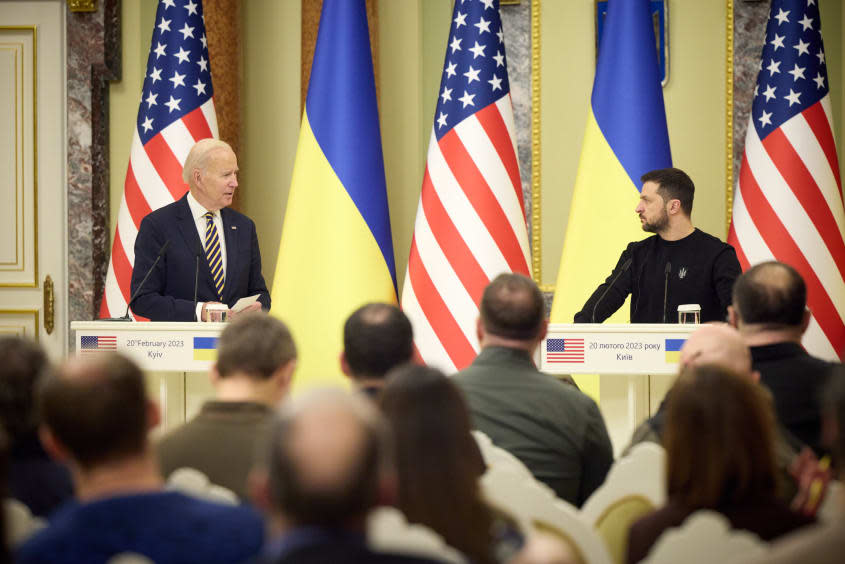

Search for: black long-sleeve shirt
xmin=574 ymin=229 xmax=741 ymax=324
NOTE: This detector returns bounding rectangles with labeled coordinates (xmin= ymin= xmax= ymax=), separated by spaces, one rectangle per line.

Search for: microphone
xmin=102 ymin=240 xmax=170 ymax=322
xmin=662 ymin=262 xmax=672 ymax=323
xmin=193 ymin=239 xmax=202 ymax=321
xmin=591 ymin=258 xmax=632 ymax=323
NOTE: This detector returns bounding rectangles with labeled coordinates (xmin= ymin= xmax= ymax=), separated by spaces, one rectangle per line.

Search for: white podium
xmin=71 ymin=321 xmax=226 ymax=429
xmin=540 ymin=323 xmax=698 ymax=374
xmin=541 ymin=323 xmax=698 ymax=455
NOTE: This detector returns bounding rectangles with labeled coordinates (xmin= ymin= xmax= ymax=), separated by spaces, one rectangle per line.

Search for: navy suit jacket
xmin=130 ymin=194 xmax=271 ymax=321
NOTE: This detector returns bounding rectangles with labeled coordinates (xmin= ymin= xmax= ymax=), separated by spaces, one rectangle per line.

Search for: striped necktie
xmin=204 ymin=211 xmax=225 ymax=298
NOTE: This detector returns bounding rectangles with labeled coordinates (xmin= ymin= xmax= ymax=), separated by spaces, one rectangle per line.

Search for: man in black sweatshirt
xmin=575 ymin=168 xmax=741 ymax=324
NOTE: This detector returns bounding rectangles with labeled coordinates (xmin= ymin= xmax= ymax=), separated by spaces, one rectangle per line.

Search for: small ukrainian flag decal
xmin=665 ymin=338 xmax=685 ymax=363
xmin=193 ymin=337 xmax=218 ymax=361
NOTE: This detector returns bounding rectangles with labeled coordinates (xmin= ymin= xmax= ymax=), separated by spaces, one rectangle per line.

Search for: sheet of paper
xmin=231 ymin=294 xmax=260 ymax=312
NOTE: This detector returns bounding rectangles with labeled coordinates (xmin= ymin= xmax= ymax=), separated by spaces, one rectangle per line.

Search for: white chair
xmin=641 ymin=511 xmax=767 ymax=564
xmin=580 ymin=442 xmax=666 ymax=564
xmin=817 ymin=479 xmax=845 ymax=523
xmin=480 ymin=467 xmax=613 ymax=564
xmin=367 ymin=507 xmax=467 ymax=564
xmin=165 ymin=467 xmax=239 ymax=505
xmin=472 ymin=430 xmax=536 ymax=483
xmin=4 ymin=498 xmax=47 ymax=548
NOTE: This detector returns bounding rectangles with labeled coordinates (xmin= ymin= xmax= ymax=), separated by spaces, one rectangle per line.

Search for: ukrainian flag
xmin=271 ymin=0 xmax=397 ymax=391
xmin=550 ymin=0 xmax=672 ymax=399
xmin=665 ymin=339 xmax=686 ymax=364
xmin=193 ymin=337 xmax=218 ymax=361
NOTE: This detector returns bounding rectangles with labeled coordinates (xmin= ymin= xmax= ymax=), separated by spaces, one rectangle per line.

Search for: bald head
xmin=679 ymin=323 xmax=752 ymax=378
xmin=732 ymin=261 xmax=807 ymax=329
xmin=40 ymin=353 xmax=150 ymax=469
xmin=266 ymin=389 xmax=392 ymax=527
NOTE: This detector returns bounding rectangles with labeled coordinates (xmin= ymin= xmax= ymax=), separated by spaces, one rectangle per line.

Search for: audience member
xmin=0 ymin=336 xmax=72 ymax=517
xmin=626 ymin=365 xmax=814 ymax=564
xmin=624 ymin=323 xmax=754 ymax=451
xmin=157 ymin=313 xmax=297 ymax=498
xmin=16 ymin=353 xmax=263 ymax=564
xmin=341 ymin=303 xmax=414 ymax=398
xmin=0 ymin=426 xmax=11 ymax=564
xmin=250 ymin=389 xmax=444 ymax=564
xmin=729 ymin=261 xmax=836 ymax=455
xmin=745 ymin=367 xmax=845 ymax=563
xmin=454 ymin=273 xmax=613 ymax=507
xmin=380 ymin=364 xmax=521 ymax=564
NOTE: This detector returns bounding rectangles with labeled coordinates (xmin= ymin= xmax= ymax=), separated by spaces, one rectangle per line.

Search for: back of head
xmin=665 ymin=364 xmax=777 ymax=509
xmin=266 ymin=389 xmax=391 ymax=528
xmin=379 ymin=364 xmax=493 ymax=563
xmin=640 ymin=167 xmax=695 ymax=216
xmin=182 ymin=138 xmax=234 ymax=185
xmin=480 ymin=273 xmax=545 ymax=341
xmin=343 ymin=303 xmax=413 ymax=380
xmin=679 ymin=323 xmax=752 ymax=377
xmin=0 ymin=336 xmax=49 ymax=444
xmin=732 ymin=261 xmax=806 ymax=328
xmin=40 ymin=353 xmax=149 ymax=470
xmin=216 ymin=312 xmax=297 ymax=379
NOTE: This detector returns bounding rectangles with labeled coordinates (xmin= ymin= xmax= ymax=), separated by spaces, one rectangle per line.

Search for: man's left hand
xmin=227 ymin=302 xmax=264 ymax=320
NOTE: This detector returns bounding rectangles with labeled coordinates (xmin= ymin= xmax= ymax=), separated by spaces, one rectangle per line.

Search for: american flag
xmin=546 ymin=338 xmax=585 ymax=364
xmin=401 ymin=0 xmax=531 ymax=372
xmin=80 ymin=335 xmax=117 ymax=353
xmin=728 ymin=0 xmax=845 ymax=360
xmin=99 ymin=0 xmax=218 ymax=319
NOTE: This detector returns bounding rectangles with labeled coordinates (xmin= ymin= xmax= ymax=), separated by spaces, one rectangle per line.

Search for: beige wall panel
xmin=239 ymin=0 xmax=301 ymax=290
xmin=0 ymin=28 xmax=35 ymax=286
xmin=0 ymin=310 xmax=38 ymax=338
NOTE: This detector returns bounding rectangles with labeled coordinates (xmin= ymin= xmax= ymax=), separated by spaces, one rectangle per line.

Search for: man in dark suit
xmin=728 ymin=261 xmax=837 ymax=455
xmin=250 ymin=389 xmax=446 ymax=564
xmin=130 ymin=139 xmax=270 ymax=321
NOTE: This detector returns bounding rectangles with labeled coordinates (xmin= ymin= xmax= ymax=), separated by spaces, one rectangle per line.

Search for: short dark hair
xmin=480 ymin=273 xmax=545 ymax=341
xmin=665 ymin=364 xmax=778 ymax=509
xmin=641 ymin=168 xmax=695 ymax=216
xmin=0 ymin=336 xmax=49 ymax=444
xmin=266 ymin=390 xmax=390 ymax=527
xmin=40 ymin=353 xmax=149 ymax=470
xmin=216 ymin=313 xmax=297 ymax=380
xmin=732 ymin=261 xmax=806 ymax=327
xmin=343 ymin=303 xmax=413 ymax=379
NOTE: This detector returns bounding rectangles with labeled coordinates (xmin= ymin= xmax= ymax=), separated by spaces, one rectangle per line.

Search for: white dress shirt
xmin=187 ymin=191 xmax=227 ymax=321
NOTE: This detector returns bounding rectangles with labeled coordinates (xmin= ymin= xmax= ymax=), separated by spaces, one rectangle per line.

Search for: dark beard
xmin=641 ymin=212 xmax=669 ymax=233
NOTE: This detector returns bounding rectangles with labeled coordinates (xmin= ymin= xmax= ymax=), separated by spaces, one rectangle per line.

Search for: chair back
xmin=472 ymin=430 xmax=535 ymax=482
xmin=367 ymin=507 xmax=467 ymax=564
xmin=4 ymin=498 xmax=46 ymax=548
xmin=480 ymin=467 xmax=613 ymax=564
xmin=640 ymin=511 xmax=767 ymax=564
xmin=165 ymin=467 xmax=239 ymax=505
xmin=580 ymin=442 xmax=667 ymax=563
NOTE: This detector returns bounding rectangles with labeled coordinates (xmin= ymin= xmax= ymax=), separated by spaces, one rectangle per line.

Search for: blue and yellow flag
xmin=550 ymin=0 xmax=672 ymax=397
xmin=271 ymin=0 xmax=397 ymax=391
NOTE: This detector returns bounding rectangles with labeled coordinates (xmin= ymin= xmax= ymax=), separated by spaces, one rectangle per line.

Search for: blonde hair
xmin=182 ymin=138 xmax=233 ymax=185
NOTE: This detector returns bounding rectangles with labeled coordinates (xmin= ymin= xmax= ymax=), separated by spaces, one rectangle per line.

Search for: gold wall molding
xmin=68 ymin=0 xmax=96 ymax=13
xmin=0 ymin=309 xmax=39 ymax=339
xmin=725 ymin=0 xmax=734 ymax=232
xmin=530 ymin=0 xmax=550 ymax=291
xmin=0 ymin=26 xmax=38 ymax=288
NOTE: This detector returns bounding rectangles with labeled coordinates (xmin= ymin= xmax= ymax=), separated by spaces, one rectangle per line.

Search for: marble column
xmin=66 ymin=0 xmax=120 ymax=323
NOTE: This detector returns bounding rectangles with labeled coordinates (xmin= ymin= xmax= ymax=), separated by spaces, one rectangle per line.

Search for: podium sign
xmin=541 ymin=323 xmax=698 ymax=375
xmin=71 ymin=321 xmax=225 ymax=371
